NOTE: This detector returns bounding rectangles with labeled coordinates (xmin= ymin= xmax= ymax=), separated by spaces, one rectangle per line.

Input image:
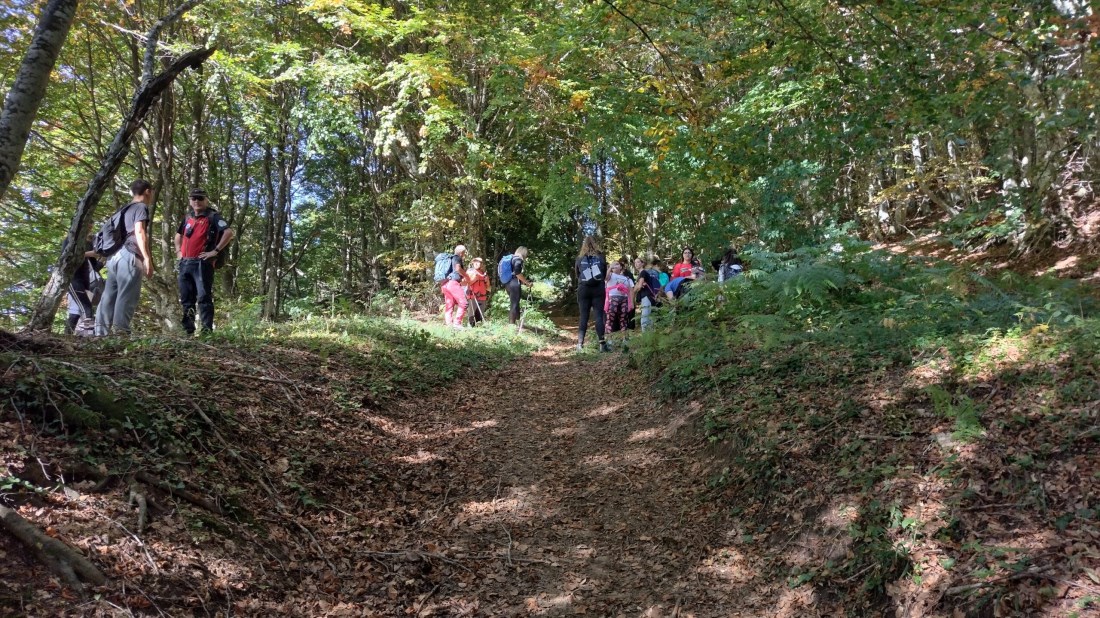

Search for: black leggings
xmin=577 ymin=283 xmax=606 ymax=343
xmin=506 ymin=279 xmax=523 ymax=324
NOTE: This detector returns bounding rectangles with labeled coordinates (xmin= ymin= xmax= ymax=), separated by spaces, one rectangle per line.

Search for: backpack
xmin=433 ymin=252 xmax=455 ymax=282
xmin=719 ymin=262 xmax=743 ymax=282
xmin=641 ymin=269 xmax=663 ymax=304
xmin=578 ymin=255 xmax=604 ymax=285
xmin=91 ymin=202 xmax=135 ymax=258
xmin=498 ymin=254 xmax=515 ymax=284
xmin=206 ymin=210 xmax=229 ymax=269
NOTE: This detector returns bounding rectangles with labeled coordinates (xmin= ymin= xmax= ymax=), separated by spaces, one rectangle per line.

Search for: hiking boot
xmin=74 ymin=318 xmax=96 ymax=337
xmin=599 ymin=341 xmax=611 ymax=353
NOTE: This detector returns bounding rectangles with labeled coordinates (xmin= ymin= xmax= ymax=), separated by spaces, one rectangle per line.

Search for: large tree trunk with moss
xmin=0 ymin=0 xmax=79 ymax=203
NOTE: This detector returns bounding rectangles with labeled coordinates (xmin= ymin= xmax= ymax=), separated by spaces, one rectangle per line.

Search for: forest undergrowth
xmin=630 ymin=241 xmax=1100 ymax=616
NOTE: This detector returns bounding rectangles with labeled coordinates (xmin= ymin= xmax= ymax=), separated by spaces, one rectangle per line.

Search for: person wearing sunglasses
xmin=174 ymin=188 xmax=234 ymax=335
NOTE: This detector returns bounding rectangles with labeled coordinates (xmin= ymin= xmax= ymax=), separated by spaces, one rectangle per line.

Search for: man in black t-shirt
xmin=95 ymin=179 xmax=155 ymax=336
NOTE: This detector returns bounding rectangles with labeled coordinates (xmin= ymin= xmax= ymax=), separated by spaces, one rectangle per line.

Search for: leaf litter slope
xmin=0 ymin=332 xmax=774 ymax=617
xmin=369 ymin=342 xmax=778 ymax=617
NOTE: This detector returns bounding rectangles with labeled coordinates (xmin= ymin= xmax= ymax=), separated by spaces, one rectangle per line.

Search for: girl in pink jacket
xmin=604 ymin=262 xmax=634 ymax=337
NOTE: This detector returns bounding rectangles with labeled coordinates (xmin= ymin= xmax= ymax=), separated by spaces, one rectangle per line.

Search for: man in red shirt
xmin=174 ymin=188 xmax=234 ymax=335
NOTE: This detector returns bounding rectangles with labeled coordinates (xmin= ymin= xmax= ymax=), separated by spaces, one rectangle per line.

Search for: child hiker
xmin=466 ymin=257 xmax=490 ymax=326
xmin=604 ymin=261 xmax=634 ymax=349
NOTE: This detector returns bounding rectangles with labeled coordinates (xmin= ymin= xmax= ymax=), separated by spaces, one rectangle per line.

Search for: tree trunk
xmin=0 ymin=0 xmax=79 ymax=203
xmin=22 ymin=47 xmax=215 ymax=332
xmin=0 ymin=504 xmax=106 ymax=594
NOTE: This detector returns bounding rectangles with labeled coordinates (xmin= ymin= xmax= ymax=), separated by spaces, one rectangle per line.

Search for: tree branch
xmin=600 ymin=0 xmax=688 ymax=99
xmin=142 ymin=0 xmax=206 ymax=82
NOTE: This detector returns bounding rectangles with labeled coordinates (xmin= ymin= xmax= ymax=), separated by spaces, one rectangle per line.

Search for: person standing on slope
xmin=466 ymin=257 xmax=491 ymax=327
xmin=441 ymin=244 xmax=470 ymax=328
xmin=575 ymin=235 xmax=610 ymax=352
xmin=95 ymin=179 xmax=155 ymax=336
xmin=501 ymin=246 xmax=533 ymax=326
xmin=604 ymin=261 xmax=634 ymax=347
xmin=174 ymin=188 xmax=234 ymax=335
xmin=671 ymin=246 xmax=700 ymax=279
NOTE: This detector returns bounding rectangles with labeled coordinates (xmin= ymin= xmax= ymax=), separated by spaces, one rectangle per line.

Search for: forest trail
xmin=372 ymin=340 xmax=778 ymax=617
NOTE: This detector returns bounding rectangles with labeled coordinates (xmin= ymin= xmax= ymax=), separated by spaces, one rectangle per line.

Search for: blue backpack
xmin=498 ymin=254 xmax=515 ymax=284
xmin=433 ymin=252 xmax=454 ymax=282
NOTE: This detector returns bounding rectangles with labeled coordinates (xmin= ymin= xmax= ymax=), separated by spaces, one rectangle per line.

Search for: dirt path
xmin=373 ymin=341 xmax=781 ymax=617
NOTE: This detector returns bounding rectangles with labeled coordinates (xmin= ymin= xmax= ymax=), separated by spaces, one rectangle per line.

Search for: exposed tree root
xmin=128 ymin=484 xmax=149 ymax=535
xmin=134 ymin=471 xmax=224 ymax=516
xmin=0 ymin=505 xmax=106 ymax=594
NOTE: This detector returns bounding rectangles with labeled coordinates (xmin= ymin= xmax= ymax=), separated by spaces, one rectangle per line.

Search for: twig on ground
xmin=128 ymin=484 xmax=149 ymax=535
xmin=499 ymin=523 xmax=514 ymax=567
xmin=135 ymin=471 xmax=224 ymax=516
xmin=219 ymin=370 xmax=317 ymax=389
xmin=841 ymin=563 xmax=876 ymax=584
xmin=1042 ymin=575 xmax=1100 ymax=596
xmin=10 ymin=397 xmax=27 ymax=437
xmin=127 ymin=581 xmax=167 ymax=617
xmin=291 ymin=519 xmax=339 ymax=575
xmin=962 ymin=502 xmax=1028 ymax=512
xmin=945 ymin=566 xmax=1056 ymax=596
xmin=415 ymin=584 xmax=440 ymax=617
xmin=360 ymin=550 xmax=475 ymax=574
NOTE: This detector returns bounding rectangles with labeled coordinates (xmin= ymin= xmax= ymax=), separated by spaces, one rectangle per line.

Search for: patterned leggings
xmin=606 ymin=296 xmax=629 ymax=333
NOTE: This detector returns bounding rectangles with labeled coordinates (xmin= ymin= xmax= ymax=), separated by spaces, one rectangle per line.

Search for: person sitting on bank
xmin=664 ymin=266 xmax=704 ymax=301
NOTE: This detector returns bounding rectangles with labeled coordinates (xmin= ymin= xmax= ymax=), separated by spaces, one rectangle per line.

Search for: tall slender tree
xmin=0 ymin=0 xmax=79 ymax=203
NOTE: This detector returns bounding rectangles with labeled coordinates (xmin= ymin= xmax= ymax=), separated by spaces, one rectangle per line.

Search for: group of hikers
xmin=63 ymin=178 xmax=739 ymax=344
xmin=434 ymin=235 xmax=744 ymax=352
xmin=63 ymin=180 xmax=233 ymax=337
xmin=432 ymin=245 xmax=533 ymax=329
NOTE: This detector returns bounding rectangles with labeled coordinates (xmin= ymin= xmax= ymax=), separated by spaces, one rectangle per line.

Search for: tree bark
xmin=0 ymin=504 xmax=107 ymax=594
xmin=0 ymin=0 xmax=79 ymax=203
xmin=22 ymin=47 xmax=216 ymax=332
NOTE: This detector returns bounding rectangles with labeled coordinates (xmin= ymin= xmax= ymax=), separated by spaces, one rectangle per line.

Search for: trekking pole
xmin=470 ymin=294 xmax=487 ymax=325
xmin=518 ymin=293 xmax=529 ymax=332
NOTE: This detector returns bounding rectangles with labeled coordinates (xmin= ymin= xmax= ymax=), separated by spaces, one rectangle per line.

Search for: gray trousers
xmin=639 ymin=296 xmax=653 ymax=331
xmin=95 ymin=250 xmax=143 ymax=336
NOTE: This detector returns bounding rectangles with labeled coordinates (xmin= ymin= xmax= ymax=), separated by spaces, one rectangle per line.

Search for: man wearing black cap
xmin=174 ymin=188 xmax=234 ymax=334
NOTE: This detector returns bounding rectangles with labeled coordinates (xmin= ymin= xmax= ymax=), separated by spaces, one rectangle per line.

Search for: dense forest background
xmin=1 ymin=0 xmax=1098 ymax=328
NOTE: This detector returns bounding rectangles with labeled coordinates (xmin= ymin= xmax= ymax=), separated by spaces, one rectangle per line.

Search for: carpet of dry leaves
xmin=1 ymin=328 xmax=1097 ymax=617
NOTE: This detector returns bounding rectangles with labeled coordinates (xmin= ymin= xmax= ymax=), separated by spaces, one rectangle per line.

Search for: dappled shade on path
xmin=362 ymin=343 xmax=782 ymax=617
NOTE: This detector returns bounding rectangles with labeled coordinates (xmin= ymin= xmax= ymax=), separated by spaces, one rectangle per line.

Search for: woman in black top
xmin=575 ymin=236 xmax=609 ymax=352
xmin=505 ymin=246 xmax=532 ymax=325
